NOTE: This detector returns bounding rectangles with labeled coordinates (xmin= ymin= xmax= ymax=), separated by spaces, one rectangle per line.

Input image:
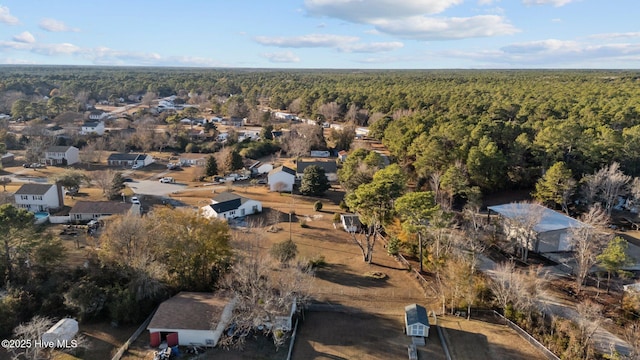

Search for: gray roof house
xmin=296 ymin=160 xmax=337 ymax=181
xmin=107 ymin=153 xmax=154 ymax=168
xmin=69 ymin=201 xmax=139 ymax=222
xmin=405 ymin=304 xmax=430 ymax=345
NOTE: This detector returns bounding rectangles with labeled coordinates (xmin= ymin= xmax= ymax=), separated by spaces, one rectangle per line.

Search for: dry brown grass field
xmin=2 ymin=152 xmax=552 ymax=360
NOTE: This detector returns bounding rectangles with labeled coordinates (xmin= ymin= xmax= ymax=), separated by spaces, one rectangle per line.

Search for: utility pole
xmin=289 ymin=186 xmax=294 ymax=241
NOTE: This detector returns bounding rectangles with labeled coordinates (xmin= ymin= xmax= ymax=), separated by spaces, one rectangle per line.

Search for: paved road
xmin=124 ymin=179 xmax=187 ymax=196
xmin=478 ymin=254 xmax=630 ymax=356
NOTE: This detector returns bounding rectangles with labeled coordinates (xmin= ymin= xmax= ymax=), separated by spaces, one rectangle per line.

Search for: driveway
xmin=125 ymin=179 xmax=187 ymax=196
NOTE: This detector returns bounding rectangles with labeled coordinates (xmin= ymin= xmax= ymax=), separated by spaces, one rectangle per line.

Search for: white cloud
xmin=255 ymin=34 xmax=359 ymax=48
xmin=13 ymin=31 xmax=35 ymax=44
xmin=338 ymin=41 xmax=404 ymax=53
xmin=441 ymin=38 xmax=640 ymax=67
xmin=373 ymin=15 xmax=519 ymax=40
xmin=39 ymin=18 xmax=80 ymax=32
xmin=522 ymin=0 xmax=577 ymax=7
xmin=0 ymin=40 xmax=223 ymax=67
xmin=1 ymin=58 xmax=36 ymax=64
xmin=262 ymin=51 xmax=301 ymax=63
xmin=589 ymin=32 xmax=640 ymax=40
xmin=304 ymin=0 xmax=463 ymax=22
xmin=304 ymin=1 xmax=517 ymax=41
xmin=255 ymin=33 xmax=403 ymax=54
xmin=0 ymin=5 xmax=19 ymax=25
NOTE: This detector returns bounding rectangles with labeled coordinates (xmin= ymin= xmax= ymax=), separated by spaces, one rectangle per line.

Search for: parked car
xmin=257 ymin=179 xmax=267 ymax=185
xmin=132 ymin=163 xmax=142 ymax=170
xmin=130 ymin=196 xmax=141 ymax=205
xmin=236 ymin=174 xmax=250 ymax=181
xmin=159 ymin=177 xmax=174 ymax=183
xmin=123 ymin=178 xmax=134 ymax=182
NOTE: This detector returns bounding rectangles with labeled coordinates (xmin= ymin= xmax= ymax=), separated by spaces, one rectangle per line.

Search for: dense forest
xmin=2 ymin=66 xmax=640 ymax=193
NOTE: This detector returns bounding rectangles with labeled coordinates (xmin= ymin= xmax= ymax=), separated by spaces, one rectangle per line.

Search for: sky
xmin=0 ymin=0 xmax=639 ymax=69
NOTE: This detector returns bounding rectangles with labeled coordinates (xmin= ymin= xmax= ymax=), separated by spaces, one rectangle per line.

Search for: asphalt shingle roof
xmin=405 ymin=304 xmax=429 ymax=327
xmin=69 ymin=201 xmax=132 ymax=215
xmin=15 ymin=183 xmax=55 ymax=195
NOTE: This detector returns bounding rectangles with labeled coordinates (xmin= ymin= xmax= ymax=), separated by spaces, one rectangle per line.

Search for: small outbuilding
xmin=42 ymin=318 xmax=78 ymax=345
xmin=340 ymin=213 xmax=362 ymax=233
xmin=147 ymin=292 xmax=237 ymax=348
xmin=405 ymin=304 xmax=429 ymax=346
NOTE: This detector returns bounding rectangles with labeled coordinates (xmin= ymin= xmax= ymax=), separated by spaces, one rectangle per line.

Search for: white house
xmin=200 ymin=192 xmax=262 ymax=220
xmin=107 ymin=153 xmax=154 ymax=168
xmin=405 ymin=304 xmax=430 ymax=346
xmin=80 ymin=120 xmax=105 ymax=135
xmin=268 ymin=166 xmax=296 ymax=192
xmin=148 ymin=292 xmax=237 ymax=348
xmin=274 ymin=112 xmax=297 ymax=121
xmin=43 ymin=146 xmax=80 ymax=166
xmin=340 ymin=214 xmax=362 ymax=233
xmin=296 ymin=160 xmax=338 ymax=182
xmin=14 ymin=183 xmax=64 ymax=213
xmin=88 ymin=110 xmax=109 ymax=121
xmin=338 ymin=150 xmax=348 ymax=162
xmin=179 ymin=153 xmax=207 ymax=167
xmin=257 ymin=163 xmax=274 ymax=175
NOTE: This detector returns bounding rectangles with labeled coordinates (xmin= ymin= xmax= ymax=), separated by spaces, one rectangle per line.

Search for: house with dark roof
xmin=69 ymin=201 xmax=138 ymax=222
xmin=107 ymin=153 xmax=154 ymax=168
xmin=200 ymin=192 xmax=262 ymax=220
xmin=296 ymin=160 xmax=338 ymax=181
xmin=14 ymin=183 xmax=63 ymax=213
xmin=340 ymin=213 xmax=362 ymax=233
xmin=268 ymin=166 xmax=296 ymax=192
xmin=43 ymin=146 xmax=79 ymax=166
xmin=405 ymin=304 xmax=430 ymax=345
xmin=147 ymin=292 xmax=237 ymax=348
xmin=88 ymin=110 xmax=109 ymax=121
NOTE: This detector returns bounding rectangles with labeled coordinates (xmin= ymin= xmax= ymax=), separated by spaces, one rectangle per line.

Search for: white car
xmin=159 ymin=177 xmax=174 ymax=183
xmin=130 ymin=196 xmax=141 ymax=205
xmin=132 ymin=163 xmax=142 ymax=170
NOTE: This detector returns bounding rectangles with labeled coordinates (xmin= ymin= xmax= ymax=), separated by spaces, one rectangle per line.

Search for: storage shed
xmin=147 ymin=292 xmax=237 ymax=348
xmin=405 ymin=304 xmax=429 ymax=345
xmin=42 ymin=318 xmax=78 ymax=345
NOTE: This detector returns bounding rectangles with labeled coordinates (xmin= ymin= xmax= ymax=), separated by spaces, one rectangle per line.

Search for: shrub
xmin=387 ymin=236 xmax=400 ymax=256
xmin=333 ymin=212 xmax=341 ymax=223
xmin=314 ymin=201 xmax=323 ymax=211
xmin=307 ymin=255 xmax=326 ymax=269
xmin=270 ymin=239 xmax=298 ymax=265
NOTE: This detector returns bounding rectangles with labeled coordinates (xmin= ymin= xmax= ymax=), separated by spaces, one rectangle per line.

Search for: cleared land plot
xmin=293 ymin=311 xmax=446 ymax=360
xmin=438 ymin=315 xmax=548 ymax=360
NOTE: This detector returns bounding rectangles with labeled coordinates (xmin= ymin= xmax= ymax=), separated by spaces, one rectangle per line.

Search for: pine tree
xmin=205 ymin=155 xmax=218 ymax=177
xmin=300 ymin=165 xmax=330 ymax=196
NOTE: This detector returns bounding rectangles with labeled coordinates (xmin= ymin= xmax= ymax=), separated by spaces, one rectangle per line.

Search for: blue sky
xmin=0 ymin=0 xmax=639 ymax=69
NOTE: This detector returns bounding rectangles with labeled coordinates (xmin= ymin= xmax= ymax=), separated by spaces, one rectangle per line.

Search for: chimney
xmin=55 ymin=182 xmax=64 ymax=209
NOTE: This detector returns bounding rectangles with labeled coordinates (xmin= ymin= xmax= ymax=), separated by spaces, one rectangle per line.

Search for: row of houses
xmin=30 ymin=146 xmax=155 ymax=169
xmin=13 ymin=183 xmax=139 ymax=219
xmin=266 ymin=161 xmax=338 ymax=192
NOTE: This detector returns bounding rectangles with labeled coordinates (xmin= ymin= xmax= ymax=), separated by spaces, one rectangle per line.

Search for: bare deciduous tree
xmin=317 ymin=101 xmax=340 ymax=122
xmin=141 ymin=91 xmax=157 ymax=108
xmin=569 ymin=204 xmax=611 ymax=293
xmin=220 ymin=253 xmax=313 ymax=349
xmin=581 ymin=162 xmax=631 ymax=214
xmin=10 ymin=316 xmax=54 ymax=360
xmin=500 ymin=202 xmax=545 ymax=262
